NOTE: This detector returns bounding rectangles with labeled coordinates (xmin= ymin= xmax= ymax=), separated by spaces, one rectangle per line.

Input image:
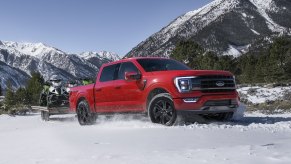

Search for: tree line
xmin=0 ymin=83 xmax=2 ymax=96
xmin=0 ymin=72 xmax=44 ymax=114
xmin=170 ymin=37 xmax=291 ymax=84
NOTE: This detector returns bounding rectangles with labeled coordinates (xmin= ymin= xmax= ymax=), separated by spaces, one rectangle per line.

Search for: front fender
xmin=142 ymin=82 xmax=177 ymax=110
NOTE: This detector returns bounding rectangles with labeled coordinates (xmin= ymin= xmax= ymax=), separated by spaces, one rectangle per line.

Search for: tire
xmin=39 ymin=93 xmax=47 ymax=106
xmin=41 ymin=111 xmax=50 ymax=121
xmin=148 ymin=93 xmax=177 ymax=126
xmin=77 ymin=100 xmax=96 ymax=125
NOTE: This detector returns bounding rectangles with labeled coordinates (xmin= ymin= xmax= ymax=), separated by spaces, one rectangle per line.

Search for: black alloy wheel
xmin=149 ymin=93 xmax=177 ymax=126
xmin=77 ymin=100 xmax=96 ymax=125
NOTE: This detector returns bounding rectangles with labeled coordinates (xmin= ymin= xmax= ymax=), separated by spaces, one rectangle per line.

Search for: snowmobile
xmin=80 ymin=78 xmax=94 ymax=85
xmin=32 ymin=75 xmax=72 ymax=121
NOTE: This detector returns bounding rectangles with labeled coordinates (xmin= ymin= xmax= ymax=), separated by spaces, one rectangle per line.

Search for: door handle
xmin=95 ymin=88 xmax=102 ymax=91
xmin=115 ymin=86 xmax=121 ymax=89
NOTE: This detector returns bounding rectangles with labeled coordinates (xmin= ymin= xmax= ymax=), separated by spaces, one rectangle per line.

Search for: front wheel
xmin=148 ymin=93 xmax=177 ymax=126
xmin=77 ymin=100 xmax=96 ymax=125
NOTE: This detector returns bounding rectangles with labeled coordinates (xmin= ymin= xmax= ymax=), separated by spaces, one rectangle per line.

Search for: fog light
xmin=183 ymin=98 xmax=199 ymax=103
xmin=181 ymin=86 xmax=187 ymax=90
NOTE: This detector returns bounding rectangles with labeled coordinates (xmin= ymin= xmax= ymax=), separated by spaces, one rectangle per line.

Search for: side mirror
xmin=125 ymin=72 xmax=141 ymax=81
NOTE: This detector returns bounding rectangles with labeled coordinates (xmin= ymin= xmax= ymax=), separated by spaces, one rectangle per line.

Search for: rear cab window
xmin=99 ymin=63 xmax=120 ymax=82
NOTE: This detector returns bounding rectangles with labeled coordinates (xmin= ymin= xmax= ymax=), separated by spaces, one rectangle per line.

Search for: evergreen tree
xmin=255 ymin=54 xmax=268 ymax=83
xmin=171 ymin=40 xmax=204 ymax=69
xmin=285 ymin=49 xmax=291 ymax=80
xmin=268 ymin=37 xmax=291 ymax=82
xmin=15 ymin=87 xmax=29 ymax=106
xmin=26 ymin=72 xmax=44 ymax=105
xmin=0 ymin=83 xmax=2 ymax=96
xmin=4 ymin=81 xmax=15 ymax=111
xmin=170 ymin=37 xmax=291 ymax=84
xmin=217 ymin=55 xmax=234 ymax=72
xmin=197 ymin=51 xmax=219 ymax=70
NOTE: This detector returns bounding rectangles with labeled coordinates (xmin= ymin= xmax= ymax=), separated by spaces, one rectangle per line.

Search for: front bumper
xmin=176 ymin=106 xmax=237 ymax=116
xmin=173 ymin=94 xmax=239 ymax=115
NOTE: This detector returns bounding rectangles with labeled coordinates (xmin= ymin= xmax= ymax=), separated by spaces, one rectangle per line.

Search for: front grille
xmin=191 ymin=75 xmax=236 ymax=93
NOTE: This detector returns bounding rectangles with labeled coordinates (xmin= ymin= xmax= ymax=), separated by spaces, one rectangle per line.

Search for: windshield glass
xmin=137 ymin=58 xmax=191 ymax=72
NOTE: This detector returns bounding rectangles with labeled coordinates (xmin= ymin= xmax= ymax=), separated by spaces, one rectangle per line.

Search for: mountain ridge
xmin=0 ymin=40 xmax=120 ymax=90
xmin=125 ymin=0 xmax=291 ymax=58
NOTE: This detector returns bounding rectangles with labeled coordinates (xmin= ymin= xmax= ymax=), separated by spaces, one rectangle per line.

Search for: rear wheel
xmin=148 ymin=93 xmax=177 ymax=126
xmin=41 ymin=111 xmax=50 ymax=121
xmin=77 ymin=100 xmax=96 ymax=125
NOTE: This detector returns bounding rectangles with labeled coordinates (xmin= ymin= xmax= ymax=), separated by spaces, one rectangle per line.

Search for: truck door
xmin=94 ymin=63 xmax=120 ymax=112
xmin=114 ymin=62 xmax=144 ymax=112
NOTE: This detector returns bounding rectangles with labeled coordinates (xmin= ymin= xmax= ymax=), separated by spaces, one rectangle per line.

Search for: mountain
xmin=0 ymin=41 xmax=120 ymax=90
xmin=125 ymin=0 xmax=291 ymax=58
xmin=0 ymin=61 xmax=30 ymax=90
xmin=79 ymin=51 xmax=120 ymax=68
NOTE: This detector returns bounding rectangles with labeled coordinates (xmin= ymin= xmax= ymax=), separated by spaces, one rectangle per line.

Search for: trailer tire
xmin=41 ymin=111 xmax=50 ymax=121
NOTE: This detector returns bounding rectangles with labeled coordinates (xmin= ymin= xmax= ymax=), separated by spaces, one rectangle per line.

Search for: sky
xmin=0 ymin=0 xmax=213 ymax=57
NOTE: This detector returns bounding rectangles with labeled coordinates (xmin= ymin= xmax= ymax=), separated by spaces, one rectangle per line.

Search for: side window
xmin=118 ymin=62 xmax=139 ymax=80
xmin=99 ymin=64 xmax=119 ymax=82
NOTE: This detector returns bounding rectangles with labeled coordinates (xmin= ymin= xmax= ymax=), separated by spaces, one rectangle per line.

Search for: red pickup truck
xmin=69 ymin=57 xmax=239 ymax=126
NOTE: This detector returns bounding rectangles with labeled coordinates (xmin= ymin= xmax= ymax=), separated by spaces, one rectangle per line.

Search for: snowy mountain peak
xmin=98 ymin=51 xmax=120 ymax=61
xmin=79 ymin=51 xmax=120 ymax=61
xmin=249 ymin=0 xmax=286 ymax=34
xmin=153 ymin=0 xmax=241 ymax=46
xmin=0 ymin=40 xmax=118 ymax=90
xmin=126 ymin=0 xmax=291 ymax=58
xmin=249 ymin=0 xmax=276 ymax=10
xmin=0 ymin=41 xmax=66 ymax=58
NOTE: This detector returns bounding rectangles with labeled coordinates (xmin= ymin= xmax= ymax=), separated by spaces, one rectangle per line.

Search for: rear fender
xmin=72 ymin=92 xmax=94 ymax=113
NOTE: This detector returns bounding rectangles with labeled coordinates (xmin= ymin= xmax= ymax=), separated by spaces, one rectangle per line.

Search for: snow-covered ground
xmin=238 ymin=86 xmax=291 ymax=104
xmin=1 ymin=111 xmax=291 ymax=164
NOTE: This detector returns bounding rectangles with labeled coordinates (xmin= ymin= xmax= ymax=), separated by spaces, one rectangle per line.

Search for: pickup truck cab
xmin=69 ymin=57 xmax=239 ymax=126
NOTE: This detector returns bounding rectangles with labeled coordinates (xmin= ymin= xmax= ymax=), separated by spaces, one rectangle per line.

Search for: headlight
xmin=174 ymin=76 xmax=197 ymax=93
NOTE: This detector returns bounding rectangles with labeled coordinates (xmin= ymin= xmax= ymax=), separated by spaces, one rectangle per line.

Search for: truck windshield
xmin=137 ymin=59 xmax=191 ymax=72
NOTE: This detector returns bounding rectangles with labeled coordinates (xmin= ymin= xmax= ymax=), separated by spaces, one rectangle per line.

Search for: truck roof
xmin=102 ymin=57 xmax=169 ymax=67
